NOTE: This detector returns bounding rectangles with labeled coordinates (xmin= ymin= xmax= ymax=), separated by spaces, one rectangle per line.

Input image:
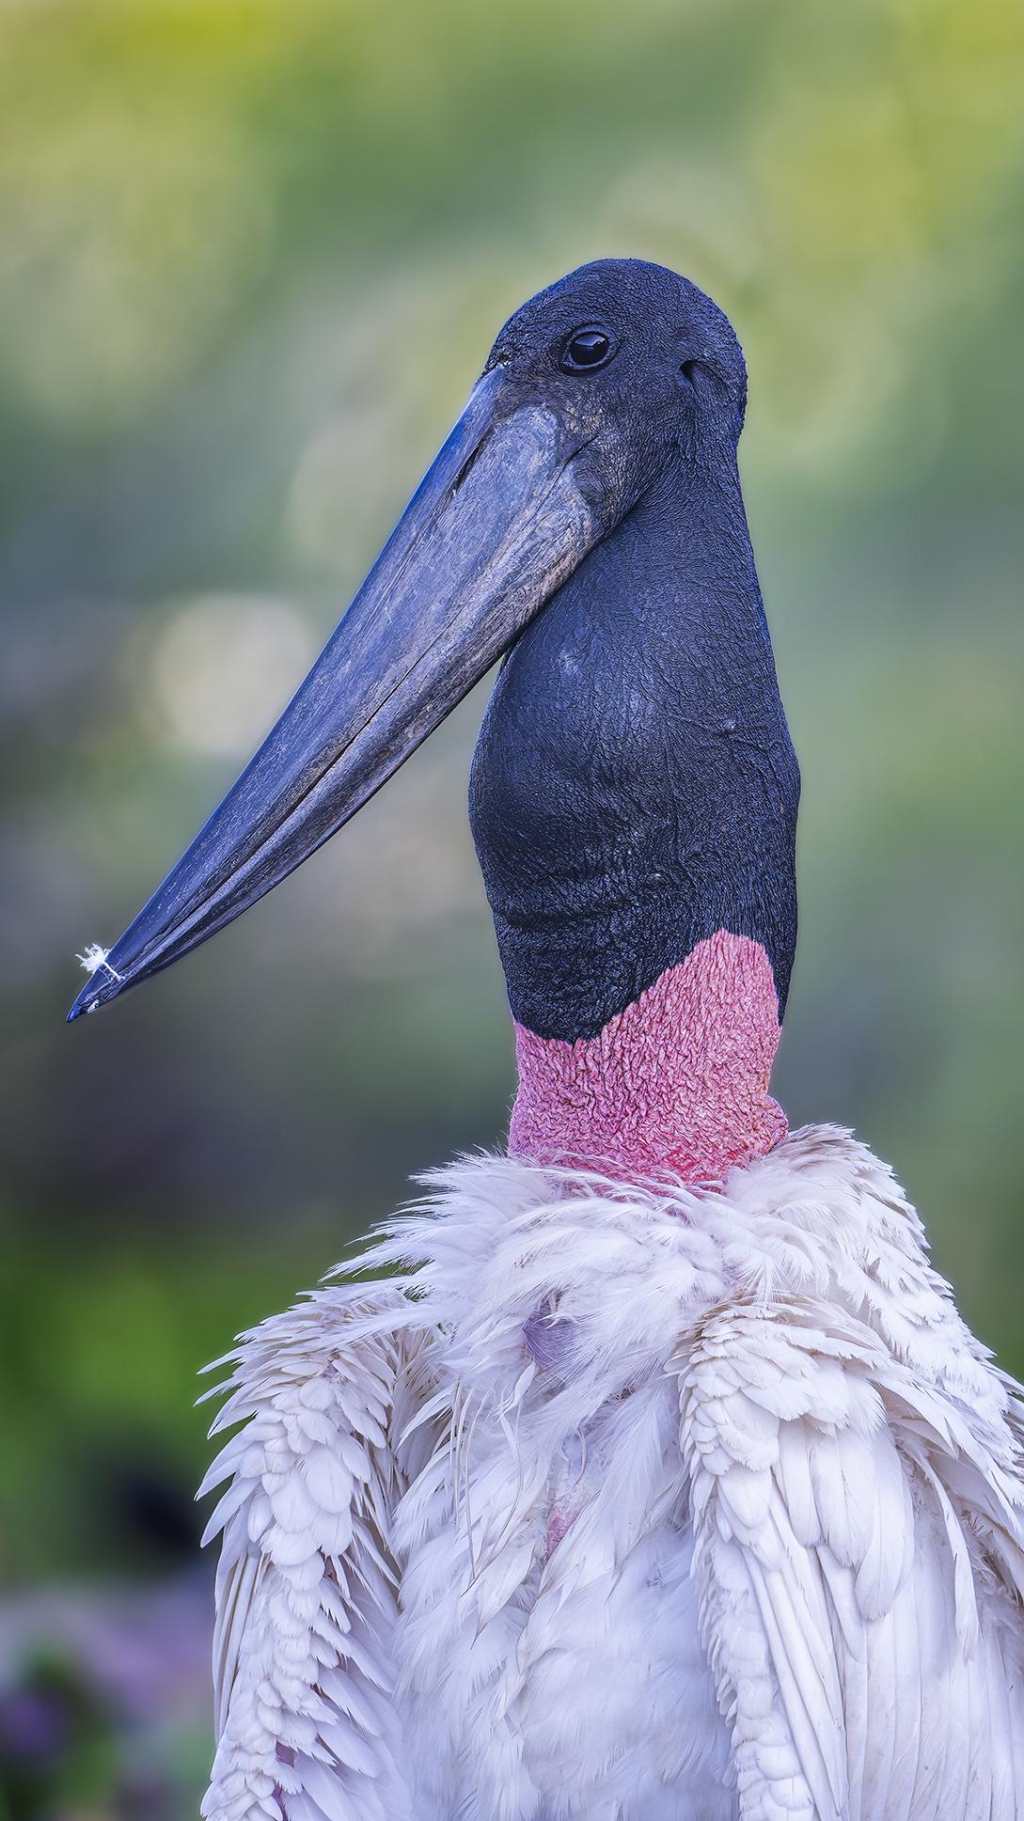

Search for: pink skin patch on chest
xmin=509 ymin=928 xmax=787 ymax=1187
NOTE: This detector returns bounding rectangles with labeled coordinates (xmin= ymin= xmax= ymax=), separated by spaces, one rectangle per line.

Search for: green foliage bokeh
xmin=1 ymin=0 xmax=1022 ymax=1626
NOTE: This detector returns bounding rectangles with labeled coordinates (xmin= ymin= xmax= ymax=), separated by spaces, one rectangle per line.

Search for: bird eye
xmin=560 ymin=327 xmax=614 ymax=373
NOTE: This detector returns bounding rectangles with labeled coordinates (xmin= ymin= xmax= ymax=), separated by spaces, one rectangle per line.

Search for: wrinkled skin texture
xmin=470 ymin=259 xmax=799 ymax=1042
xmin=509 ymin=930 xmax=787 ymax=1183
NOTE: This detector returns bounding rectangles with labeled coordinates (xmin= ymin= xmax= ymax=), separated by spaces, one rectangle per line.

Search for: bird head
xmin=68 ymin=259 xmax=764 ymax=1024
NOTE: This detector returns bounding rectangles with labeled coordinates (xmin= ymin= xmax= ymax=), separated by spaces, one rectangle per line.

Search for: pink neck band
xmin=508 ymin=929 xmax=786 ymax=1186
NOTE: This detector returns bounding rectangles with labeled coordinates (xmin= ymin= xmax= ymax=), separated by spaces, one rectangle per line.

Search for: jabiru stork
xmin=70 ymin=261 xmax=1024 ymax=1821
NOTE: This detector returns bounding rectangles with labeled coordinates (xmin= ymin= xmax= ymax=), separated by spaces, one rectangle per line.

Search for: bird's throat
xmin=471 ymin=441 xmax=798 ymax=1184
xmin=508 ymin=928 xmax=786 ymax=1184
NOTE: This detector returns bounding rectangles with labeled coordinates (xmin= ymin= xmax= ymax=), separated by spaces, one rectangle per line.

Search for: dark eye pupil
xmin=562 ymin=328 xmax=611 ymax=371
xmin=569 ymin=332 xmax=608 ymax=364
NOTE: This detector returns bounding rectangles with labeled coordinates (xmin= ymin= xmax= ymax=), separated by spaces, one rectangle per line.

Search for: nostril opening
xmin=679 ymin=360 xmax=699 ymax=386
xmin=451 ymin=427 xmax=493 ymax=495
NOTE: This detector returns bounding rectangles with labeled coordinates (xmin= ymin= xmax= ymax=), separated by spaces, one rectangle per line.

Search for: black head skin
xmin=66 ymin=257 xmax=798 ymax=1033
xmin=469 ymin=258 xmax=800 ymax=1042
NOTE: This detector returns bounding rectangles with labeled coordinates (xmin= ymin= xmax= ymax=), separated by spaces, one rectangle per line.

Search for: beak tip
xmin=67 ymin=946 xmax=129 ymax=1023
xmin=66 ymin=980 xmax=105 ymax=1022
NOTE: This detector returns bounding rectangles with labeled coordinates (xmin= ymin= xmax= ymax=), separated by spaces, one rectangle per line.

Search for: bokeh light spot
xmin=146 ymin=593 xmax=316 ymax=755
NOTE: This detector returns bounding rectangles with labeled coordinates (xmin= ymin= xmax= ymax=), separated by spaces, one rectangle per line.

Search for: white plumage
xmin=199 ymin=1125 xmax=1024 ymax=1821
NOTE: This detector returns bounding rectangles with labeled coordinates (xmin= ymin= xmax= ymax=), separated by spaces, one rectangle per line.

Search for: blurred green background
xmin=1 ymin=0 xmax=1022 ymax=1812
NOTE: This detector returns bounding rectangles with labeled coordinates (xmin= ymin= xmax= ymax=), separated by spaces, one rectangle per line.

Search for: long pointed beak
xmin=68 ymin=366 xmax=604 ymax=1020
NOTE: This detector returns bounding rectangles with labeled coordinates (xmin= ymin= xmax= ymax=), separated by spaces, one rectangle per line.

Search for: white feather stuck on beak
xmin=76 ymin=944 xmax=123 ymax=1005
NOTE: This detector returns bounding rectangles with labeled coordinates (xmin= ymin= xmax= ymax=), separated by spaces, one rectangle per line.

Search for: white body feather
xmin=200 ymin=1126 xmax=1024 ymax=1821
